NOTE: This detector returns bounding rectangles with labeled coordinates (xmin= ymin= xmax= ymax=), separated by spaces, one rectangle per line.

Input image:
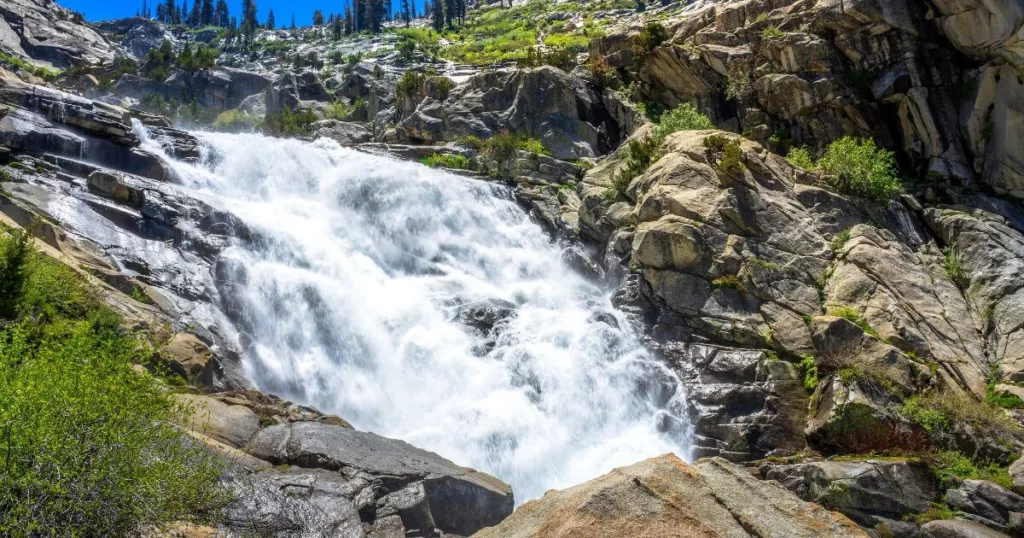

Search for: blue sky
xmin=61 ymin=0 xmax=423 ymax=26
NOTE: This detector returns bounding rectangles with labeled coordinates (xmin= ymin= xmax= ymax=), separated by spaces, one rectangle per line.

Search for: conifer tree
xmin=431 ymin=0 xmax=444 ymax=31
xmin=200 ymin=0 xmax=213 ymax=25
xmin=214 ymin=0 xmax=229 ymax=27
xmin=266 ymin=9 xmax=275 ymax=29
xmin=312 ymin=9 xmax=324 ymax=26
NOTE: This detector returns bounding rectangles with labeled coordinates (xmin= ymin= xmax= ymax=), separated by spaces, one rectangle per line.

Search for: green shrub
xmin=397 ymin=71 xmax=426 ymax=98
xmin=262 ymin=106 xmax=317 ymax=137
xmin=761 ymin=26 xmax=785 ymax=38
xmin=800 ymin=356 xmax=819 ymax=393
xmin=942 ymin=244 xmax=965 ymax=284
xmin=786 ymin=146 xmax=815 ymax=170
xmin=632 ymin=22 xmax=668 ymax=60
xmin=610 ymin=136 xmax=660 ymax=199
xmin=211 ymin=109 xmax=257 ymax=132
xmin=928 ymin=450 xmax=1013 ymax=490
xmin=0 ymin=231 xmax=227 ymax=535
xmin=483 ymin=131 xmax=550 ymax=160
xmin=719 ymin=139 xmax=744 ymax=175
xmin=712 ymin=275 xmax=745 ymax=292
xmin=0 ymin=51 xmax=62 ymax=80
xmin=420 ymin=153 xmax=474 ymax=170
xmin=830 ymin=228 xmax=852 ymax=253
xmin=816 ymin=137 xmax=902 ymax=204
xmin=324 ymin=100 xmax=354 ymax=121
xmin=0 ymin=228 xmax=31 ymax=319
xmin=653 ymin=103 xmax=714 ymax=140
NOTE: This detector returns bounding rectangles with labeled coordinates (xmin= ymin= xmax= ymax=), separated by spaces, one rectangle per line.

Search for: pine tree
xmin=163 ymin=0 xmax=177 ymax=24
xmin=189 ymin=0 xmax=201 ymax=26
xmin=290 ymin=12 xmax=296 ymax=28
xmin=354 ymin=0 xmax=365 ymax=32
xmin=240 ymin=0 xmax=257 ymax=42
xmin=332 ymin=15 xmax=342 ymax=40
xmin=431 ymin=0 xmax=443 ymax=32
xmin=214 ymin=0 xmax=229 ymax=26
xmin=401 ymin=0 xmax=411 ymax=27
xmin=312 ymin=9 xmax=324 ymax=26
xmin=200 ymin=0 xmax=213 ymax=25
xmin=344 ymin=4 xmax=353 ymax=34
xmin=266 ymin=9 xmax=275 ymax=29
xmin=180 ymin=0 xmax=189 ymax=25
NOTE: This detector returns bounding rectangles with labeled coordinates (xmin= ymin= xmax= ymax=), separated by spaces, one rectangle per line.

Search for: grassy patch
xmin=761 ymin=26 xmax=786 ymax=38
xmin=712 ymin=275 xmax=745 ymax=292
xmin=830 ymin=228 xmax=852 ymax=253
xmin=483 ymin=131 xmax=550 ymax=160
xmin=828 ymin=306 xmax=880 ymax=339
xmin=928 ymin=450 xmax=1013 ymax=490
xmin=0 ymin=51 xmax=62 ymax=80
xmin=420 ymin=153 xmax=474 ymax=170
xmin=942 ymin=244 xmax=965 ymax=284
xmin=211 ymin=109 xmax=258 ymax=132
xmin=909 ymin=503 xmax=958 ymax=525
xmin=0 ymin=228 xmax=227 ymax=534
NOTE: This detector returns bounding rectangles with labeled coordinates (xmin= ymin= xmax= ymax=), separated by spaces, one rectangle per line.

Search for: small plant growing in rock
xmin=827 ymin=305 xmax=880 ymax=339
xmin=800 ymin=356 xmax=819 ymax=393
xmin=632 ymin=22 xmax=668 ymax=59
xmin=712 ymin=275 xmax=745 ymax=293
xmin=718 ymin=140 xmax=744 ymax=175
xmin=817 ymin=136 xmax=902 ymax=204
xmin=610 ymin=136 xmax=660 ymax=199
xmin=830 ymin=228 xmax=852 ymax=253
xmin=786 ymin=146 xmax=815 ymax=170
xmin=420 ymin=153 xmax=474 ymax=170
xmin=942 ymin=243 xmax=965 ymax=284
xmin=761 ymin=26 xmax=785 ymax=38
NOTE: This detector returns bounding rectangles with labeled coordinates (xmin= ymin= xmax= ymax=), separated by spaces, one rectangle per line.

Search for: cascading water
xmin=142 ymin=128 xmax=690 ymax=501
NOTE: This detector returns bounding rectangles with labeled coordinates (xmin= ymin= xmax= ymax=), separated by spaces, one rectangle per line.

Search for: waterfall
xmin=143 ymin=129 xmax=691 ymax=502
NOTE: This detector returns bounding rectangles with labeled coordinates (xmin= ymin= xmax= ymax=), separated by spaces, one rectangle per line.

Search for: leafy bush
xmin=786 ymin=146 xmax=814 ymax=169
xmin=633 ymin=22 xmax=668 ymax=58
xmin=654 ymin=103 xmax=715 ymax=140
xmin=800 ymin=356 xmax=819 ymax=393
xmin=420 ymin=153 xmax=474 ymax=170
xmin=263 ymin=106 xmax=317 ymax=137
xmin=483 ymin=131 xmax=550 ymax=160
xmin=761 ymin=26 xmax=785 ymax=38
xmin=816 ymin=137 xmax=902 ymax=204
xmin=397 ymin=71 xmax=426 ymax=99
xmin=610 ymin=136 xmax=660 ymax=199
xmin=0 ymin=230 xmax=227 ymax=535
xmin=211 ymin=109 xmax=257 ymax=132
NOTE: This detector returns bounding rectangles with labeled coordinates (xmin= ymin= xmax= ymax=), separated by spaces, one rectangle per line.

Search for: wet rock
xmin=452 ymin=298 xmax=517 ymax=335
xmin=475 ymin=454 xmax=868 ymax=538
xmin=87 ymin=169 xmax=146 ymax=209
xmin=311 ymin=119 xmax=373 ymax=145
xmin=945 ymin=480 xmax=1024 ymax=532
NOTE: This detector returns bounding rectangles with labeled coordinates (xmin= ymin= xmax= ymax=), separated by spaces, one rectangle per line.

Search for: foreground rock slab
xmin=473 ymin=454 xmax=867 ymax=538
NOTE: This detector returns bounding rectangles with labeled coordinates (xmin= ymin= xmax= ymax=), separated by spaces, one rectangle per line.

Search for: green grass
xmin=0 ymin=228 xmax=227 ymax=534
xmin=761 ymin=26 xmax=786 ymax=38
xmin=929 ymin=450 xmax=1013 ymax=490
xmin=0 ymin=51 xmax=62 ymax=80
xmin=942 ymin=244 xmax=965 ymax=284
xmin=712 ymin=275 xmax=745 ymax=292
xmin=483 ymin=131 xmax=550 ymax=160
xmin=830 ymin=228 xmax=852 ymax=253
xmin=420 ymin=153 xmax=474 ymax=170
xmin=828 ymin=306 xmax=880 ymax=339
xmin=800 ymin=356 xmax=819 ymax=393
xmin=909 ymin=503 xmax=958 ymax=525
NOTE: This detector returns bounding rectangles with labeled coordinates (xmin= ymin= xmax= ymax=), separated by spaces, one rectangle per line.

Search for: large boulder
xmin=244 ymin=421 xmax=513 ymax=536
xmin=0 ymin=0 xmax=113 ymax=67
xmin=474 ymin=454 xmax=868 ymax=537
xmin=96 ymin=17 xmax=175 ymax=60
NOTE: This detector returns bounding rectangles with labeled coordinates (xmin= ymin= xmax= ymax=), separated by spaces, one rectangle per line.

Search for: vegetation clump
xmin=482 ymin=131 xmax=550 ymax=160
xmin=421 ymin=153 xmax=474 ymax=170
xmin=263 ymin=106 xmax=317 ymax=137
xmin=0 ymin=228 xmax=227 ymax=535
xmin=786 ymin=138 xmax=902 ymax=203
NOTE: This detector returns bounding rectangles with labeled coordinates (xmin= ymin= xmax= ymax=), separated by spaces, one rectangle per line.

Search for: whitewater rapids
xmin=145 ymin=130 xmax=690 ymax=501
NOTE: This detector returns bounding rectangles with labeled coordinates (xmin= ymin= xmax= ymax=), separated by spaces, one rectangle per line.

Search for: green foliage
xmin=175 ymin=43 xmax=219 ymax=72
xmin=262 ymin=106 xmax=317 ymax=137
xmin=910 ymin=503 xmax=958 ymax=525
xmin=516 ymin=47 xmax=576 ymax=72
xmin=761 ymin=25 xmax=785 ymax=38
xmin=420 ymin=153 xmax=473 ymax=170
xmin=942 ymin=244 xmax=965 ymax=284
xmin=211 ymin=109 xmax=257 ymax=132
xmin=830 ymin=228 xmax=852 ymax=253
xmin=633 ymin=22 xmax=668 ymax=58
xmin=719 ymin=139 xmax=744 ymax=175
xmin=324 ymin=100 xmax=354 ymax=121
xmin=543 ymin=32 xmax=591 ymax=53
xmin=456 ymin=135 xmax=485 ymax=150
xmin=483 ymin=131 xmax=550 ymax=160
xmin=654 ymin=103 xmax=715 ymax=140
xmin=816 ymin=137 xmax=903 ymax=204
xmin=800 ymin=356 xmax=819 ymax=393
xmin=902 ymin=391 xmax=1023 ymax=457
xmin=610 ymin=136 xmax=660 ymax=199
xmin=397 ymin=71 xmax=426 ymax=98
xmin=712 ymin=275 xmax=745 ymax=292
xmin=0 ymin=51 xmax=62 ymax=80
xmin=0 ymin=231 xmax=227 ymax=535
xmin=786 ymin=146 xmax=815 ymax=170
xmin=928 ymin=451 xmax=1013 ymax=490
xmin=0 ymin=228 xmax=32 ymax=319
xmin=142 ymin=40 xmax=177 ymax=81
xmin=827 ymin=306 xmax=880 ymax=339
xmin=901 ymin=395 xmax=950 ymax=433
xmin=986 ymin=364 xmax=1024 ymax=409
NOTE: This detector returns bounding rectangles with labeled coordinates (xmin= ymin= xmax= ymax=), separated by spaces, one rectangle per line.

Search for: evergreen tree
xmin=332 ymin=15 xmax=342 ymax=40
xmin=240 ymin=0 xmax=258 ymax=42
xmin=141 ymin=0 xmax=148 ymax=18
xmin=431 ymin=0 xmax=443 ymax=31
xmin=162 ymin=0 xmax=177 ymax=24
xmin=354 ymin=0 xmax=365 ymax=32
xmin=344 ymin=4 xmax=353 ymax=34
xmin=214 ymin=0 xmax=229 ymax=26
xmin=291 ymin=12 xmax=296 ymax=28
xmin=200 ymin=0 xmax=213 ymax=25
xmin=401 ymin=0 xmax=411 ymax=27
xmin=180 ymin=0 xmax=189 ymax=25
xmin=266 ymin=9 xmax=275 ymax=29
xmin=189 ymin=0 xmax=201 ymax=26
xmin=312 ymin=9 xmax=324 ymax=26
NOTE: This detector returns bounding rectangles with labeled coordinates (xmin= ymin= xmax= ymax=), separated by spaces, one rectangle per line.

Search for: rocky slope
xmin=3 ymin=0 xmax=1024 ymax=536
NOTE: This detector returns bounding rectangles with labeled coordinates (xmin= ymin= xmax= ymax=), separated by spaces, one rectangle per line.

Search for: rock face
xmin=475 ymin=454 xmax=867 ymax=538
xmin=396 ymin=66 xmax=624 ymax=160
xmin=235 ymin=422 xmax=514 ymax=537
xmin=0 ymin=0 xmax=113 ymax=67
xmin=593 ymin=0 xmax=1024 ymax=200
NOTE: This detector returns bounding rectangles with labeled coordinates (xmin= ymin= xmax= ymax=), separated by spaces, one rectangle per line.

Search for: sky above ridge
xmin=61 ymin=0 xmax=424 ymax=26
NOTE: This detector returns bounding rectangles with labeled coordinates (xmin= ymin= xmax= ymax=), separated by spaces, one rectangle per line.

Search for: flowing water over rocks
xmin=137 ymin=128 xmax=691 ymax=502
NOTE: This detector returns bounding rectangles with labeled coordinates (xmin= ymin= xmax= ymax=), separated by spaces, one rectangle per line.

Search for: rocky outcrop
xmin=475 ymin=454 xmax=867 ymax=537
xmin=112 ymin=68 xmax=272 ymax=111
xmin=593 ymin=0 xmax=1024 ymax=198
xmin=96 ymin=17 xmax=176 ymax=60
xmin=0 ymin=0 xmax=113 ymax=67
xmin=396 ymin=66 xmax=624 ymax=160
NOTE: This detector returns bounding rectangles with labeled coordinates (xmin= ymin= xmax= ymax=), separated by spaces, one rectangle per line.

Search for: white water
xmin=143 ymin=129 xmax=690 ymax=501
